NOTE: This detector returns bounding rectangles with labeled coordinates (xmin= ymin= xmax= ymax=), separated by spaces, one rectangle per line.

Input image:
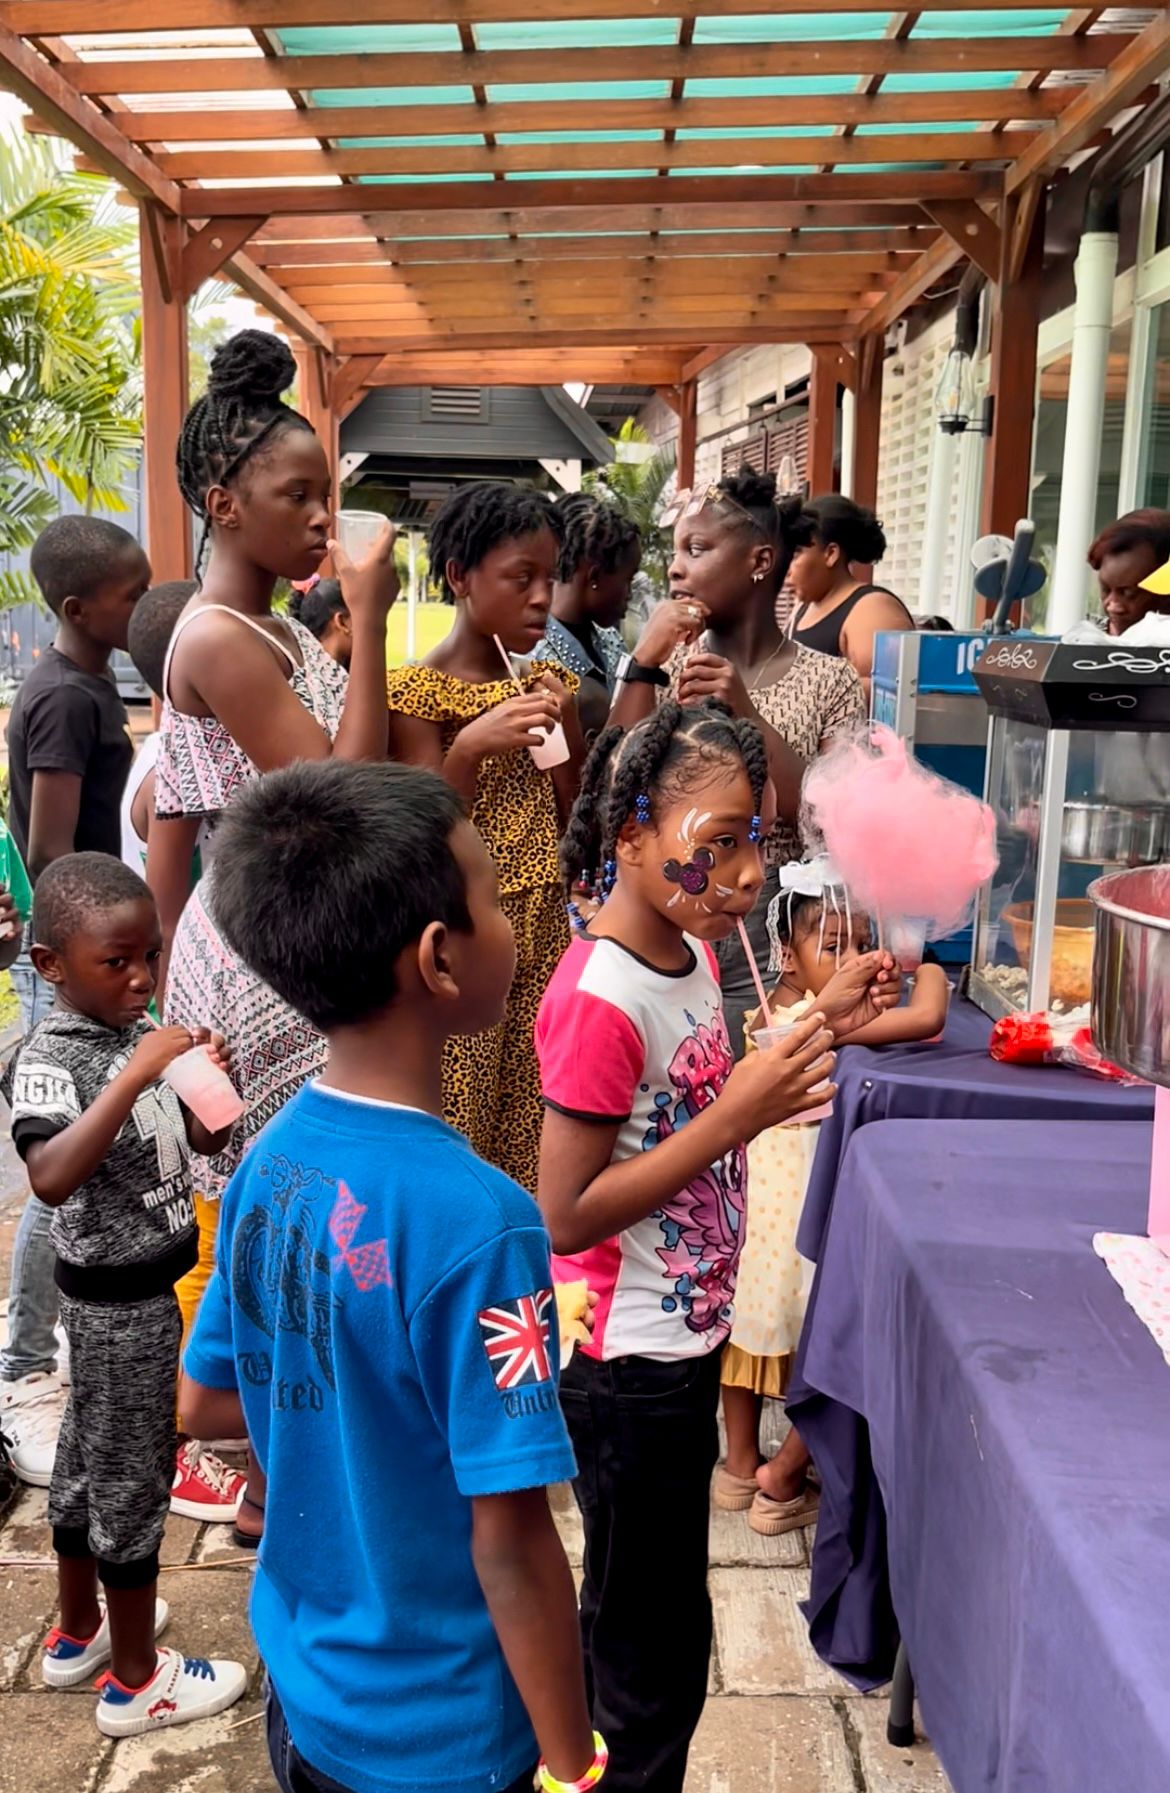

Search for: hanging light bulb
xmin=936 ymin=346 xmax=977 ymax=435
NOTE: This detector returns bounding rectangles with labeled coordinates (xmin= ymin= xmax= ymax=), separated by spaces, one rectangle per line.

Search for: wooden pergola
xmin=2 ymin=1 xmax=1168 ymax=579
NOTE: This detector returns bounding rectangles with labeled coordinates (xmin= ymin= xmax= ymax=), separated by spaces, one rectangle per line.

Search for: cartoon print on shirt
xmin=642 ymin=1007 xmax=745 ymax=1335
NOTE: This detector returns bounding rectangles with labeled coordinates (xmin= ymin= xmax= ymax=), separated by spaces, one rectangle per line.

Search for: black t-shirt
xmin=7 ymin=647 xmax=134 ymax=874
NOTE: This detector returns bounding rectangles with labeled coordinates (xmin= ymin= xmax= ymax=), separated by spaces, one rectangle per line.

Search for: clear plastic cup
xmin=756 ymin=1017 xmax=834 ymax=1125
xmin=163 ymin=1046 xmax=245 ymax=1133
xmin=528 ymin=719 xmax=570 ymax=770
xmin=886 ymin=915 xmax=929 ymax=972
xmin=335 ymin=510 xmax=387 ymax=561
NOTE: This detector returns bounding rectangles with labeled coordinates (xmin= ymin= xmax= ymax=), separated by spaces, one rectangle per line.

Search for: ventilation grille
xmin=425 ymin=386 xmax=485 ymax=421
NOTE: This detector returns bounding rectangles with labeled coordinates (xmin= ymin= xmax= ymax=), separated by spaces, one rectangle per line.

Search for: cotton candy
xmin=801 ymin=724 xmax=998 ymax=941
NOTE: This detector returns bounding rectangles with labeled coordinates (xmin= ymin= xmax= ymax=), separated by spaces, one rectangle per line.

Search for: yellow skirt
xmin=176 ymin=1193 xmax=219 ymax=1342
xmin=721 ymin=1341 xmax=792 ymax=1398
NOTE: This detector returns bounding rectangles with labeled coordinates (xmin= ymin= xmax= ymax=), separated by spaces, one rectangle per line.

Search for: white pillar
xmin=1048 ymin=231 xmax=1120 ymax=634
xmin=918 ymin=429 xmax=959 ymax=618
xmin=406 ymin=531 xmax=418 ymax=662
xmin=839 ymin=388 xmax=856 ymax=498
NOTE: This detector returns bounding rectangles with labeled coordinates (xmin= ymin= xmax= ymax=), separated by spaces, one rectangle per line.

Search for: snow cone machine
xmin=969 ymin=637 xmax=1170 ymax=1021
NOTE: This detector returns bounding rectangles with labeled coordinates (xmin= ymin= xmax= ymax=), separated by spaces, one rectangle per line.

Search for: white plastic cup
xmin=886 ymin=915 xmax=929 ymax=972
xmin=528 ymin=719 xmax=570 ymax=770
xmin=164 ymin=1046 xmax=245 ymax=1133
xmin=335 ymin=509 xmax=387 ymax=561
xmin=756 ymin=1017 xmax=834 ymax=1125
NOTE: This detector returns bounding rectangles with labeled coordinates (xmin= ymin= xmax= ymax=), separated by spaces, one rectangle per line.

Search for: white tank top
xmin=120 ymin=732 xmax=211 ymax=876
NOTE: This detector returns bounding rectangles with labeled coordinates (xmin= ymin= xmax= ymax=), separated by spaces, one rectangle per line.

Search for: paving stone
xmin=0 ymin=1566 xmax=55 ymax=1692
xmin=1 ymin=1485 xmax=49 ymax=1557
xmin=684 ymin=1695 xmax=855 ymax=1792
xmin=712 ymin=1568 xmax=859 ymax=1698
xmin=0 ymin=1691 xmax=110 ymax=1793
xmin=99 ymin=1696 xmax=271 ymax=1793
xmin=549 ymin=1483 xmax=583 ymax=1567
xmin=709 ymin=1506 xmax=806 ymax=1570
xmin=191 ymin=1525 xmax=257 ymax=1568
xmin=159 ymin=1515 xmax=202 ymax=1569
xmin=848 ymin=1701 xmax=952 ymax=1792
xmin=153 ymin=1566 xmax=260 ymax=1674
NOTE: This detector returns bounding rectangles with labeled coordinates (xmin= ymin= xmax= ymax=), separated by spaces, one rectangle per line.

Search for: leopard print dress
xmin=386 ymin=662 xmax=576 ymax=1194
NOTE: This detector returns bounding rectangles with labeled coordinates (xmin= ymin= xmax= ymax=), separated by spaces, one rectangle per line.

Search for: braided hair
xmin=176 ymin=329 xmax=312 ymax=573
xmin=703 ymin=467 xmax=792 ymax=593
xmin=427 ymin=480 xmax=564 ymax=601
xmin=554 ymin=492 xmax=640 ymax=583
xmin=560 ymin=700 xmax=768 ymax=902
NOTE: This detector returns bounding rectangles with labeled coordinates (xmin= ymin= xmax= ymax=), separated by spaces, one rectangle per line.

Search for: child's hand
xmin=677 ymin=651 xmax=752 ymax=719
xmin=0 ymin=886 xmax=19 ymax=941
xmin=816 ymin=951 xmax=902 ymax=1039
xmin=721 ymin=1011 xmax=836 ymax=1137
xmin=331 ymin=522 xmax=399 ymax=623
xmin=536 ymin=671 xmax=574 ymax=719
xmin=127 ymin=1026 xmax=195 ymax=1090
xmin=458 ymin=690 xmax=562 ymax=760
xmin=631 ymin=596 xmax=708 ymax=669
xmin=190 ymin=1028 xmax=232 ymax=1079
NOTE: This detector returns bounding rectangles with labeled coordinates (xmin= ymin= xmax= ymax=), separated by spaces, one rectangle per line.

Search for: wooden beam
xmin=64 ymin=38 xmax=1128 ymax=96
xmin=368 ymin=352 xmax=692 ymax=386
xmin=250 ymin=230 xmax=938 ymax=267
xmin=982 ymin=186 xmax=1044 ymax=535
xmin=222 ymin=253 xmax=334 ymax=352
xmin=333 ymin=353 xmax=384 ymax=419
xmin=1007 ymin=12 xmax=1170 ymax=193
xmin=922 ymin=200 xmax=1002 ymax=283
xmin=178 ymin=216 xmax=267 ymax=302
xmin=253 ymin=204 xmax=933 ymax=239
xmin=807 ymin=352 xmax=839 ymax=495
xmin=813 ymin=343 xmax=857 ymax=394
xmin=293 ymin=344 xmax=337 ymax=486
xmin=6 ymin=0 xmax=1140 ymax=26
xmin=1008 ymin=177 xmax=1044 ymax=283
xmin=334 ymin=325 xmax=855 ymax=353
xmin=682 ymin=346 xmax=731 ymax=383
xmin=677 ymin=380 xmax=698 ymax=488
xmin=853 ymin=333 xmax=884 ymax=510
xmin=655 ymin=386 xmax=683 ymax=416
xmin=0 ymin=23 xmax=179 ymax=207
xmin=179 ymin=173 xmax=1000 ymax=221
xmin=154 ymin=131 xmax=1032 ymax=184
xmin=139 ymin=207 xmax=191 ymax=583
xmin=278 ymin=255 xmax=906 ymax=292
xmin=100 ymin=88 xmax=1071 ymax=145
xmin=861 ymin=228 xmax=966 ymax=336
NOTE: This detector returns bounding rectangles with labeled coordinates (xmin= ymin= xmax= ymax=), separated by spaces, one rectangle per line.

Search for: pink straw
xmin=492 ymin=634 xmax=526 ymax=695
xmin=736 ymin=915 xmax=773 ymax=1029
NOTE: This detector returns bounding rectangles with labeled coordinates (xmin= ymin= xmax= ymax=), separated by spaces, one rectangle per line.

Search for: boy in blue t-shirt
xmin=180 ymin=760 xmax=599 ymax=1793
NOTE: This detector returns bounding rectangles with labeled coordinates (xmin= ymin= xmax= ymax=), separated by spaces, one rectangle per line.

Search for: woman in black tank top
xmin=784 ymin=494 xmax=914 ymax=697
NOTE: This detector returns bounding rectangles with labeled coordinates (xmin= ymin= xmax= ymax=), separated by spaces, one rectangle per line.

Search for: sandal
xmin=747 ymin=1481 xmax=820 ymax=1538
xmin=712 ymin=1465 xmax=762 ymax=1512
xmin=231 ymin=1492 xmax=265 ymax=1553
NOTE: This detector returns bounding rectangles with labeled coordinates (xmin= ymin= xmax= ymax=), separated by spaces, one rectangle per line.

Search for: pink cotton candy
xmin=801 ymin=724 xmax=998 ymax=940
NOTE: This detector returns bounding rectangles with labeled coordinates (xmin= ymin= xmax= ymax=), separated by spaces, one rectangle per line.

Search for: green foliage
xmin=0 ymin=134 xmax=141 ymax=611
xmin=582 ymin=417 xmax=677 ymax=596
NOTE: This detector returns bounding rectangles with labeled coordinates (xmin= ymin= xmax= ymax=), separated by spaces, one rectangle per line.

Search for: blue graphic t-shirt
xmin=184 ymin=1082 xmax=576 ymax=1793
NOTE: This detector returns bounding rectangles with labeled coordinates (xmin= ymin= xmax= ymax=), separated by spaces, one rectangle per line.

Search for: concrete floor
xmin=0 ymin=1124 xmax=953 ymax=1793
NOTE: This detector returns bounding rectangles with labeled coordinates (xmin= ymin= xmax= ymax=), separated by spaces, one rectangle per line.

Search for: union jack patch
xmin=478 ymin=1290 xmax=554 ymax=1391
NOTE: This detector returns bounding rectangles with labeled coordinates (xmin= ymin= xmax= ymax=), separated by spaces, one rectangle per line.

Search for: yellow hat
xmin=1139 ymin=557 xmax=1170 ymax=595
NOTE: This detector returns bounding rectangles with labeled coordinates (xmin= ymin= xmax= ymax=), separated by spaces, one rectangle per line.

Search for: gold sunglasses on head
xmin=659 ymin=483 xmax=763 ymax=530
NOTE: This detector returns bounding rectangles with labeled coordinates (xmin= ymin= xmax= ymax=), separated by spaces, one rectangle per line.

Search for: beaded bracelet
xmin=536 ymin=1733 xmax=608 ymax=1792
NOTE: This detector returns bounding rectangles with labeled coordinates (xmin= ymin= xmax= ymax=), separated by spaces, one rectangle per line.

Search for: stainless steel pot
xmin=1089 ymin=866 xmax=1170 ymax=1087
xmin=1062 ymin=800 xmax=1169 ymax=866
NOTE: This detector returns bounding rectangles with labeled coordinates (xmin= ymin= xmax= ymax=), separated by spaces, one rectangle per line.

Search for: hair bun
xmin=208 ymin=329 xmax=296 ymax=405
xmin=724 ymin=467 xmax=778 ymax=510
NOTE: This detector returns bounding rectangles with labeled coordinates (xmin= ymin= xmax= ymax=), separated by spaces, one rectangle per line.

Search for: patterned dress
xmin=158 ymin=608 xmax=348 ymax=1201
xmin=386 ymin=662 xmax=575 ymax=1193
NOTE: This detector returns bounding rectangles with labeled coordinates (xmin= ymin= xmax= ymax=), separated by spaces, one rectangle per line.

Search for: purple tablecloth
xmin=797 ymin=997 xmax=1156 ymax=1263
xmin=791 ymin=1118 xmax=1169 ymax=1793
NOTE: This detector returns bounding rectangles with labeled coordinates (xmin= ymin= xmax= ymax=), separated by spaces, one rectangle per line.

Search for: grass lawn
xmin=0 ymin=972 xmax=16 ymax=1035
xmin=387 ymin=601 xmax=454 ymax=666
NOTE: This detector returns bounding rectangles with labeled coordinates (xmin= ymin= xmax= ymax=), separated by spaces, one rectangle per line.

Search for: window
xmin=1137 ymin=299 xmax=1170 ymax=510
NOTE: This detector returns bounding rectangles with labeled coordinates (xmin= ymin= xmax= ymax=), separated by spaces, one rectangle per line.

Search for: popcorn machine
xmin=969 ymin=638 xmax=1170 ymax=1021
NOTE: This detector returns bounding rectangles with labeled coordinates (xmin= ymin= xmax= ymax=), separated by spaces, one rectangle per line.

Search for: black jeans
xmin=559 ymin=1349 xmax=723 ymax=1793
xmin=265 ymin=1681 xmax=537 ymax=1793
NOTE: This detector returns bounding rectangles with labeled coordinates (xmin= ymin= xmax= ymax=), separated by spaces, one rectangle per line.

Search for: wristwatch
xmin=615 ymin=653 xmax=669 ymax=689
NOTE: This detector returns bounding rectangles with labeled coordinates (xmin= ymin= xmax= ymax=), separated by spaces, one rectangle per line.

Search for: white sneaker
xmin=96 ymin=1648 xmax=247 ymax=1738
xmin=0 ymin=1371 xmax=65 ymax=1486
xmin=42 ymin=1598 xmax=169 ymax=1689
xmin=170 ymin=1442 xmax=245 ymax=1522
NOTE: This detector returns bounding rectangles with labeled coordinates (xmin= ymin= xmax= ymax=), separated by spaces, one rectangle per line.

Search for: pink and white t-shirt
xmin=535 ymin=933 xmax=745 ymax=1363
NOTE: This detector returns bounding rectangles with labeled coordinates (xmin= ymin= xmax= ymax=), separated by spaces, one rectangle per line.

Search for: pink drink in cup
xmin=528 ymin=719 xmax=570 ymax=770
xmin=755 ymin=1016 xmax=835 ymax=1126
xmin=164 ymin=1046 xmax=245 ymax=1134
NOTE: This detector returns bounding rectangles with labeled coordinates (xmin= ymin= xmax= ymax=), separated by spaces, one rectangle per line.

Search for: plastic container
xmin=335 ymin=510 xmax=387 ymax=560
xmin=164 ymin=1047 xmax=245 ymax=1133
xmin=885 ymin=914 xmax=929 ymax=971
xmin=755 ymin=1017 xmax=834 ymax=1125
xmin=528 ymin=719 xmax=570 ymax=771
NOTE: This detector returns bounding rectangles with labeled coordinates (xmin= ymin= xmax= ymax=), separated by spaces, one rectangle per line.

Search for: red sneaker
xmin=170 ymin=1443 xmax=245 ymax=1523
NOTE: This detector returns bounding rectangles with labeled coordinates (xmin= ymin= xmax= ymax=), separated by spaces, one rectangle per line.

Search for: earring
xmin=634 ymin=793 xmax=651 ymax=825
xmin=751 ymin=571 xmax=765 ymax=584
xmin=748 ymin=815 xmax=762 ymax=844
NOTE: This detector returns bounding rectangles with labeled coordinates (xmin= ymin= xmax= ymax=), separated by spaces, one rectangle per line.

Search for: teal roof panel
xmin=693 ymin=12 xmax=891 ymax=41
xmin=474 ymin=19 xmax=681 ymax=49
xmin=276 ymin=25 xmax=461 ymax=52
xmin=310 ymin=85 xmax=477 ymax=107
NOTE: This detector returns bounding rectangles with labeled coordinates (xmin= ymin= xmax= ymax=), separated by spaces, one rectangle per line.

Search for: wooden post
xmin=807 ymin=351 xmax=839 ymax=495
xmin=139 ymin=205 xmax=192 ymax=582
xmin=294 ymin=343 xmax=338 ymax=492
xmin=982 ymin=191 xmax=1044 ymax=537
xmin=677 ymin=377 xmax=697 ymax=488
xmin=853 ymin=334 xmax=883 ymax=510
